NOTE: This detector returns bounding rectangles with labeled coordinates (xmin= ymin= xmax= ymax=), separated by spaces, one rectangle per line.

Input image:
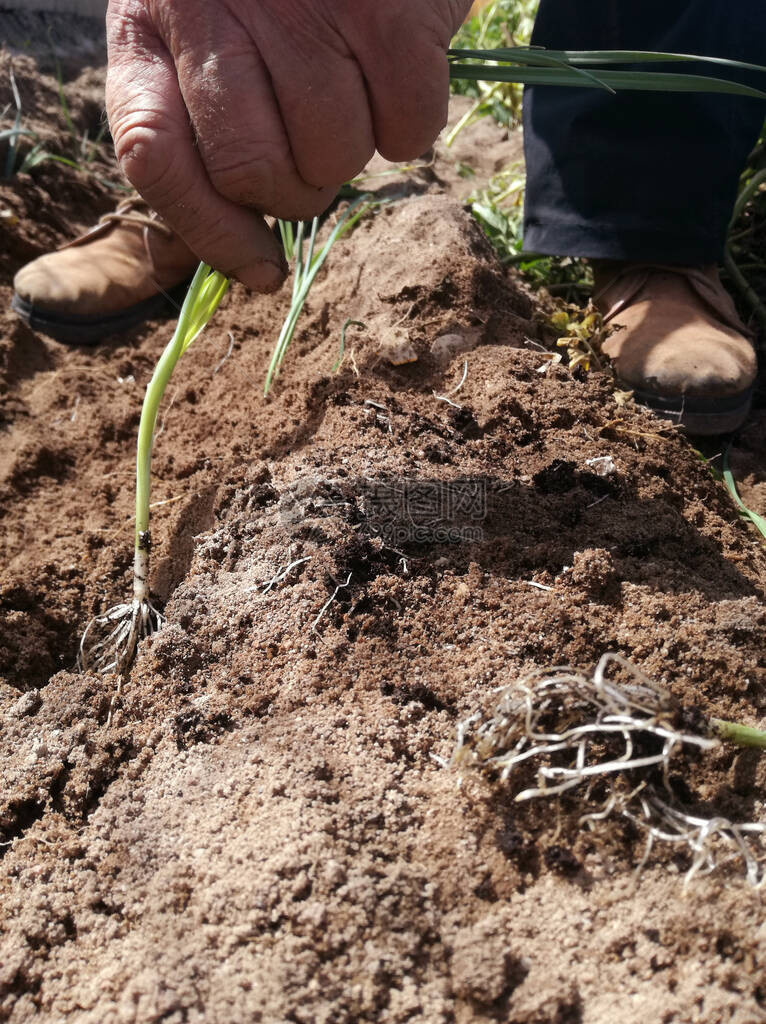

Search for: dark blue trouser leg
xmin=523 ymin=0 xmax=766 ymax=263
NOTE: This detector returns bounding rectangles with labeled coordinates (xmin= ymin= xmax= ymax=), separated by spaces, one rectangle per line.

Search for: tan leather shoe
xmin=11 ymin=196 xmax=199 ymax=344
xmin=593 ymin=262 xmax=758 ymax=435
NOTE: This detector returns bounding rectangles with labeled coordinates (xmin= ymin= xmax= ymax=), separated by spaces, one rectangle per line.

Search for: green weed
xmin=2 ymin=62 xmax=117 ymax=185
xmin=266 ymin=193 xmax=386 ymax=395
xmin=723 ymin=123 xmax=766 ymax=339
xmin=696 ymin=446 xmax=766 ymax=544
xmin=449 ymin=0 xmax=538 ymax=135
xmin=466 ymin=164 xmax=593 ymax=301
xmin=722 ymin=444 xmax=766 ymax=541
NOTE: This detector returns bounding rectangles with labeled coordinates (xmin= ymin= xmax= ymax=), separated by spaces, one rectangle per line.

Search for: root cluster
xmin=452 ymin=653 xmax=766 ymax=887
xmin=77 ymin=597 xmax=164 ymax=678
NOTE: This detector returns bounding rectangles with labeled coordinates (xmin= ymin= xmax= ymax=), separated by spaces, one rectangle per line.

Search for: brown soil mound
xmin=2 ymin=44 xmax=766 ymax=1024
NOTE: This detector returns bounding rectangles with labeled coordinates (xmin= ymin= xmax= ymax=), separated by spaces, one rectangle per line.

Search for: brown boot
xmin=593 ymin=262 xmax=758 ymax=435
xmin=11 ymin=196 xmax=199 ymax=344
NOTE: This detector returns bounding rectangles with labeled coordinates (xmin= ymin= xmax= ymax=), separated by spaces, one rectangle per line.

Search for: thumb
xmin=106 ymin=30 xmax=288 ymax=292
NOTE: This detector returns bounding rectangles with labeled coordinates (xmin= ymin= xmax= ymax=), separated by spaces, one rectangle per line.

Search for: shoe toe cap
xmin=642 ymin=333 xmax=756 ymax=396
xmin=14 ymin=254 xmax=91 ymax=314
xmin=13 ymin=250 xmax=148 ymax=317
xmin=604 ymin=318 xmax=757 ymax=398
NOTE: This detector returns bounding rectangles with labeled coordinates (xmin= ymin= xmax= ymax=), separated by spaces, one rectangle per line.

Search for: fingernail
xmin=233 ymin=256 xmax=288 ymax=294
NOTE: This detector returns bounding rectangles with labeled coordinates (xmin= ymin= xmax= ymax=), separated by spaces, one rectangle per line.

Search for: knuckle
xmin=202 ymin=136 xmax=283 ymax=210
xmin=298 ymin=142 xmax=375 ymax=191
xmin=110 ymin=119 xmax=179 ymax=199
xmin=201 ymin=136 xmax=334 ymax=221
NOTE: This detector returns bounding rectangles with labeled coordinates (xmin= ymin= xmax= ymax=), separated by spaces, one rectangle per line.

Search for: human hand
xmin=106 ymin=0 xmax=471 ymax=291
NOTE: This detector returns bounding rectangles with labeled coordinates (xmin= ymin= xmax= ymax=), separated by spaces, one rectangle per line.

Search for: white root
xmin=451 ymin=653 xmax=766 ymax=887
xmin=77 ymin=543 xmax=164 ymax=677
xmin=77 ymin=597 xmax=164 ymax=677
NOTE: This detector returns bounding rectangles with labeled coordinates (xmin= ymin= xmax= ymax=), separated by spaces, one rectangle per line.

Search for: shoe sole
xmin=10 ymin=279 xmax=193 ymax=345
xmin=630 ymin=383 xmax=754 ymax=436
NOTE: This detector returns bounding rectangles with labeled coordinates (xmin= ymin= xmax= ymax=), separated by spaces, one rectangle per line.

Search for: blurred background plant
xmin=467 ymin=161 xmax=593 ymax=303
xmin=723 ymin=124 xmax=766 ymax=336
xmin=1 ymin=66 xmax=79 ymax=176
xmin=1 ymin=55 xmax=119 ymax=187
xmin=448 ymin=0 xmax=538 ymax=138
xmin=451 ymin=1 xmax=593 ymax=302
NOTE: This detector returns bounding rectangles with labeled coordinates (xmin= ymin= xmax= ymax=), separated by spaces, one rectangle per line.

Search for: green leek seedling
xmin=79 ymin=264 xmax=228 ymax=676
xmin=78 ymin=198 xmax=371 ymax=676
xmin=266 ymin=194 xmax=374 ymax=395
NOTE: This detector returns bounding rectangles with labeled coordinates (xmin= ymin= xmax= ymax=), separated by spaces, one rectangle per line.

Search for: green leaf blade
xmin=448 ymin=63 xmax=766 ymax=100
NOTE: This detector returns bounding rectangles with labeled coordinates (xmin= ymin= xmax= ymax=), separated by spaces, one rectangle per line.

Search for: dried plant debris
xmin=451 ymin=653 xmax=766 ymax=888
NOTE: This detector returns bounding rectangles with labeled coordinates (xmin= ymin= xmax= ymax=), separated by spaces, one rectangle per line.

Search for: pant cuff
xmin=522 ymin=220 xmax=727 ymax=266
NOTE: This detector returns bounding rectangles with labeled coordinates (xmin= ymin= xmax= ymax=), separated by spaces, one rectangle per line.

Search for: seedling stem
xmin=79 ymin=264 xmax=228 ymax=677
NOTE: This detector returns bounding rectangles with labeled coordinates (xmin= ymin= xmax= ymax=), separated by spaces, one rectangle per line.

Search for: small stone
xmin=325 ymin=860 xmax=347 ymax=888
xmin=291 ymin=871 xmax=312 ymax=901
xmin=10 ymin=690 xmax=42 ymax=718
xmin=450 ymin=916 xmax=526 ymax=1004
xmin=381 ymin=334 xmax=419 ymax=366
xmin=585 ymin=455 xmax=617 ymax=477
xmin=430 ymin=329 xmax=480 ymax=363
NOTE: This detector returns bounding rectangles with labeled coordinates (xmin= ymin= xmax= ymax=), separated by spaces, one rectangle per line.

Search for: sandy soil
xmin=1 ymin=39 xmax=766 ymax=1024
